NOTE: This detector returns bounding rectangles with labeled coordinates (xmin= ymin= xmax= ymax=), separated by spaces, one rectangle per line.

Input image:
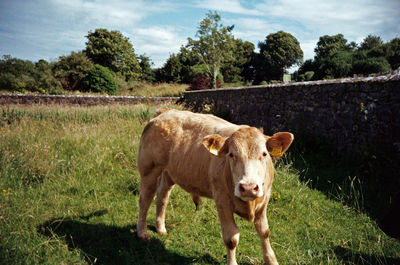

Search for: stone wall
xmin=183 ymin=74 xmax=400 ymax=155
xmin=0 ymin=94 xmax=179 ymax=106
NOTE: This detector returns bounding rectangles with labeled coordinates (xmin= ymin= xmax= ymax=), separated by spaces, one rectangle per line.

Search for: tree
xmin=386 ymin=37 xmax=400 ymax=69
xmin=221 ymin=39 xmax=255 ymax=84
xmin=187 ymin=11 xmax=234 ymax=89
xmin=255 ymin=31 xmax=303 ymax=82
xmin=85 ymin=29 xmax=141 ymax=80
xmin=0 ymin=55 xmax=62 ymax=94
xmin=359 ymin=35 xmax=383 ymax=50
xmin=156 ymin=46 xmax=200 ymax=84
xmin=52 ymin=51 xmax=93 ymax=90
xmin=138 ymin=54 xmax=155 ymax=82
xmin=313 ymin=34 xmax=353 ymax=79
xmin=314 ymin=34 xmax=349 ymax=59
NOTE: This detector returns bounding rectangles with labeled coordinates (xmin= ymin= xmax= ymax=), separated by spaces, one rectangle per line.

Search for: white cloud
xmin=256 ymin=0 xmax=400 ymax=41
xmin=194 ymin=0 xmax=262 ymax=16
xmin=132 ymin=26 xmax=187 ymax=68
xmin=51 ymin=0 xmax=173 ymax=27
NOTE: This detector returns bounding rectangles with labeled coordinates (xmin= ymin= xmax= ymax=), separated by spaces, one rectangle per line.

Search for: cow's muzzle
xmin=237 ymin=182 xmax=263 ymax=201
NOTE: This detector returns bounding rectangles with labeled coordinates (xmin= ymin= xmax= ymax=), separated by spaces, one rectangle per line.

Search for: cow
xmin=137 ymin=109 xmax=294 ymax=265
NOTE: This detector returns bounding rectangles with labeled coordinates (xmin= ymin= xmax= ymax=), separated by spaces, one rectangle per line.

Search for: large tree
xmin=385 ymin=37 xmax=400 ymax=70
xmin=52 ymin=51 xmax=93 ymax=90
xmin=85 ymin=29 xmax=141 ymax=80
xmin=314 ymin=34 xmax=349 ymax=59
xmin=187 ymin=11 xmax=234 ymax=88
xmin=313 ymin=34 xmax=353 ymax=79
xmin=221 ymin=39 xmax=255 ymax=84
xmin=255 ymin=31 xmax=303 ymax=82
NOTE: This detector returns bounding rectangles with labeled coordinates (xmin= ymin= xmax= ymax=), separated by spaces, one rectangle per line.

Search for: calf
xmin=137 ymin=109 xmax=293 ymax=265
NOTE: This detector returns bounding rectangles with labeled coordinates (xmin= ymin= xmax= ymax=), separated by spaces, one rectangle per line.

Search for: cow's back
xmin=138 ymin=109 xmax=238 ymax=197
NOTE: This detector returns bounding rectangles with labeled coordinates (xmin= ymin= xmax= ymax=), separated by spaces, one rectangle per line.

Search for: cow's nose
xmin=239 ymin=183 xmax=259 ymax=197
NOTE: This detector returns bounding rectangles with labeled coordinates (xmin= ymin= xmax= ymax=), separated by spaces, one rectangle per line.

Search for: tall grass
xmin=0 ymin=104 xmax=399 ymax=265
xmin=116 ymin=80 xmax=188 ymax=97
xmin=1 ymin=81 xmax=188 ymax=97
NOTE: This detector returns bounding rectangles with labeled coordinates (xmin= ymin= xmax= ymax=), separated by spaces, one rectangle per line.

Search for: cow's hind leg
xmin=137 ymin=165 xmax=163 ymax=241
xmin=155 ymin=171 xmax=174 ymax=235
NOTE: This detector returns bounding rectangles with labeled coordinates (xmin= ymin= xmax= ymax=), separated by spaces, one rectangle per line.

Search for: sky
xmin=1 ymin=0 xmax=399 ymax=70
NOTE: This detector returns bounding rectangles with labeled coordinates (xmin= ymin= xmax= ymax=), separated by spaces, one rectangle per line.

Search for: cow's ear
xmin=265 ymin=132 xmax=294 ymax=158
xmin=203 ymin=134 xmax=228 ymax=157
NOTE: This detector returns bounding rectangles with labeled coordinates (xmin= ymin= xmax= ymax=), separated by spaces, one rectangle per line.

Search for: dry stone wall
xmin=183 ymin=74 xmax=400 ymax=156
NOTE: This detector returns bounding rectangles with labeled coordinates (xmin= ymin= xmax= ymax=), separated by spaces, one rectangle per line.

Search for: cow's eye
xmin=228 ymin=153 xmax=234 ymax=158
xmin=262 ymin=152 xmax=267 ymax=157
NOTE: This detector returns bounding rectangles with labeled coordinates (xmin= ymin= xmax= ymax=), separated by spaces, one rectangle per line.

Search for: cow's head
xmin=203 ymin=127 xmax=293 ymax=201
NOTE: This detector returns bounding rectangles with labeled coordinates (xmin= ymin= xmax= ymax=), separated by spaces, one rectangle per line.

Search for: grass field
xmin=0 ymin=81 xmax=188 ymax=97
xmin=1 ymin=104 xmax=399 ymax=265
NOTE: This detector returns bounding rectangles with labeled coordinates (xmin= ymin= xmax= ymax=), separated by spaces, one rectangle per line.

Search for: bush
xmin=82 ymin=65 xmax=117 ymax=95
xmin=304 ymin=71 xmax=314 ymax=81
xmin=353 ymin=57 xmax=391 ymax=75
xmin=188 ymin=75 xmax=222 ymax=91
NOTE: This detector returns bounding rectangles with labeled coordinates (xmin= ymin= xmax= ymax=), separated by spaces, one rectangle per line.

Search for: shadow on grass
xmin=333 ymin=246 xmax=400 ymax=265
xmin=38 ymin=210 xmax=218 ymax=265
xmin=288 ymin=134 xmax=400 ymax=237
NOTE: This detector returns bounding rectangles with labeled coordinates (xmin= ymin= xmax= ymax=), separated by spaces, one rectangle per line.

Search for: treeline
xmin=296 ymin=34 xmax=400 ymax=81
xmin=1 ymin=12 xmax=399 ymax=95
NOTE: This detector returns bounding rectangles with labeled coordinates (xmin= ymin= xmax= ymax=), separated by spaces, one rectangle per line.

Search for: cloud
xmin=256 ymin=0 xmax=400 ymax=41
xmin=227 ymin=18 xmax=279 ymax=44
xmin=133 ymin=26 xmax=187 ymax=67
xmin=51 ymin=0 xmax=174 ymax=27
xmin=194 ymin=0 xmax=262 ymax=16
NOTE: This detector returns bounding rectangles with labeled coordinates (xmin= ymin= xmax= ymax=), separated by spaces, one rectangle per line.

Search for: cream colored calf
xmin=137 ymin=109 xmax=293 ymax=265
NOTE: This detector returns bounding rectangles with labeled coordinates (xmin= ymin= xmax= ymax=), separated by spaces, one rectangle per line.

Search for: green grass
xmin=1 ymin=81 xmax=188 ymax=97
xmin=1 ymin=104 xmax=399 ymax=265
xmin=117 ymin=81 xmax=188 ymax=97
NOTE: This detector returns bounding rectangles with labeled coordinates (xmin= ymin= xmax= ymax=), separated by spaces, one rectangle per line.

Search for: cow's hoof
xmin=158 ymin=230 xmax=168 ymax=236
xmin=137 ymin=232 xmax=150 ymax=241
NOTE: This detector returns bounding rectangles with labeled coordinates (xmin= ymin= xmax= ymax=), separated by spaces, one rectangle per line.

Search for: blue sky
xmin=1 ymin=0 xmax=399 ymax=69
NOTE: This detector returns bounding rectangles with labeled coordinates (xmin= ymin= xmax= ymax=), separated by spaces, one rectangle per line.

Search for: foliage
xmin=52 ymin=51 xmax=94 ymax=91
xmin=188 ymin=75 xmax=222 ymax=91
xmin=298 ymin=71 xmax=315 ymax=81
xmin=187 ymin=11 xmax=235 ymax=89
xmin=82 ymin=64 xmax=117 ymax=95
xmin=353 ymin=56 xmax=391 ymax=75
xmin=138 ymin=54 xmax=156 ymax=82
xmin=314 ymin=34 xmax=350 ymax=59
xmin=221 ymin=39 xmax=255 ymax=83
xmin=0 ymin=55 xmax=62 ymax=94
xmin=359 ymin=35 xmax=383 ymax=50
xmin=298 ymin=34 xmax=400 ymax=80
xmin=255 ymin=31 xmax=303 ymax=83
xmin=156 ymin=47 xmax=200 ymax=84
xmin=386 ymin=37 xmax=400 ymax=69
xmin=85 ymin=29 xmax=141 ymax=80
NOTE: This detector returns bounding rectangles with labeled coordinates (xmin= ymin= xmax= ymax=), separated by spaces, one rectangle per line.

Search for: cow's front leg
xmin=254 ymin=206 xmax=278 ymax=265
xmin=155 ymin=171 xmax=174 ymax=235
xmin=216 ymin=201 xmax=239 ymax=265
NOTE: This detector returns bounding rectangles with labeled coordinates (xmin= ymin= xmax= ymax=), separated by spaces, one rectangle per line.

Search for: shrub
xmin=352 ymin=57 xmax=391 ymax=75
xmin=82 ymin=65 xmax=117 ymax=95
xmin=304 ymin=71 xmax=314 ymax=81
xmin=188 ymin=75 xmax=222 ymax=91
